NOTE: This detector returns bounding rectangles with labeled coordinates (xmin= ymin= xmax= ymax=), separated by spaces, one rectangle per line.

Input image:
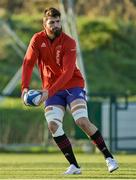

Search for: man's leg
xmin=45 ymin=105 xmax=81 ymax=174
xmin=70 ymin=98 xmax=119 ymax=173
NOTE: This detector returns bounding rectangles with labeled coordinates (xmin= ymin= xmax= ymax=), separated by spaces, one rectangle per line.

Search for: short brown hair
xmin=43 ymin=7 xmax=61 ymax=20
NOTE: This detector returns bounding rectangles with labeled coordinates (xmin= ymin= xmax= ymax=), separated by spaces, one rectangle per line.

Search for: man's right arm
xmin=21 ymin=34 xmax=39 ymax=97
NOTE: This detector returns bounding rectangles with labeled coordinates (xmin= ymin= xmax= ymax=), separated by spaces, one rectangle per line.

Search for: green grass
xmin=0 ymin=153 xmax=136 ymax=179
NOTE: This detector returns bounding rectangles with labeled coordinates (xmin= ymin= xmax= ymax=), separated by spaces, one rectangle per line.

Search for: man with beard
xmin=21 ymin=7 xmax=119 ymax=175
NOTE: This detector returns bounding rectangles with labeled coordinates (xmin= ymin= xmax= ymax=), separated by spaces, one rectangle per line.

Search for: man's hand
xmin=38 ymin=89 xmax=48 ymax=105
xmin=21 ymin=88 xmax=28 ymax=104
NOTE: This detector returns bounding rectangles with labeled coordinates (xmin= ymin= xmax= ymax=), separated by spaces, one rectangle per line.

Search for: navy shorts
xmin=45 ymin=87 xmax=86 ymax=108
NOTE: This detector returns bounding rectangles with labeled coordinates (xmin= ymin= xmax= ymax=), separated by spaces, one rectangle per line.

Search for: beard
xmin=45 ymin=26 xmax=62 ymax=39
xmin=52 ymin=27 xmax=62 ymax=38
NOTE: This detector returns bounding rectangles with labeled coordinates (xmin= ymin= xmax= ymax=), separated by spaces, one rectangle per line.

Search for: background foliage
xmin=0 ymin=0 xmax=136 ymax=95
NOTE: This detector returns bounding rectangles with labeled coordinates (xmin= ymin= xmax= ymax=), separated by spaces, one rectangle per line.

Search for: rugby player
xmin=21 ymin=7 xmax=119 ymax=174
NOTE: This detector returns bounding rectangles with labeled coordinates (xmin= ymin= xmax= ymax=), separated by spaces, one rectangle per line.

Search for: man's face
xmin=43 ymin=16 xmax=62 ymax=38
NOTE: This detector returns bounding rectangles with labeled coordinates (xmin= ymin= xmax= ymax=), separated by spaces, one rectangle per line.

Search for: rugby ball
xmin=23 ymin=90 xmax=42 ymax=106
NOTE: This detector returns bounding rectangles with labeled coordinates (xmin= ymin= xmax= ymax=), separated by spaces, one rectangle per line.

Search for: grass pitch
xmin=0 ymin=153 xmax=136 ymax=179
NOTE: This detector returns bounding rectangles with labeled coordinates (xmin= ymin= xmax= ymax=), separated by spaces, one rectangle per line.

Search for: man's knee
xmin=48 ymin=121 xmax=58 ymax=134
xmin=45 ymin=106 xmax=65 ymax=137
xmin=75 ymin=117 xmax=90 ymax=128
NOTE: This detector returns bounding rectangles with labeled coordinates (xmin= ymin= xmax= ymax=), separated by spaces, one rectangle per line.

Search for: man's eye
xmin=49 ymin=21 xmax=54 ymax=24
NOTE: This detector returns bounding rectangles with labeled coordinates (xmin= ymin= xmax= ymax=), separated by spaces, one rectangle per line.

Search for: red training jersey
xmin=21 ymin=31 xmax=84 ymax=97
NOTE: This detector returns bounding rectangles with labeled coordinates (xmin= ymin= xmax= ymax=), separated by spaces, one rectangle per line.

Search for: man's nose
xmin=54 ymin=22 xmax=59 ymax=27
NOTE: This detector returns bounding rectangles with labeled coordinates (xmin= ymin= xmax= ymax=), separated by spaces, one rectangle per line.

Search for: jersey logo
xmin=41 ymin=42 xmax=46 ymax=47
xmin=56 ymin=45 xmax=62 ymax=66
xmin=56 ymin=49 xmax=61 ymax=65
xmin=79 ymin=92 xmax=84 ymax=98
xmin=71 ymin=48 xmax=76 ymax=51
